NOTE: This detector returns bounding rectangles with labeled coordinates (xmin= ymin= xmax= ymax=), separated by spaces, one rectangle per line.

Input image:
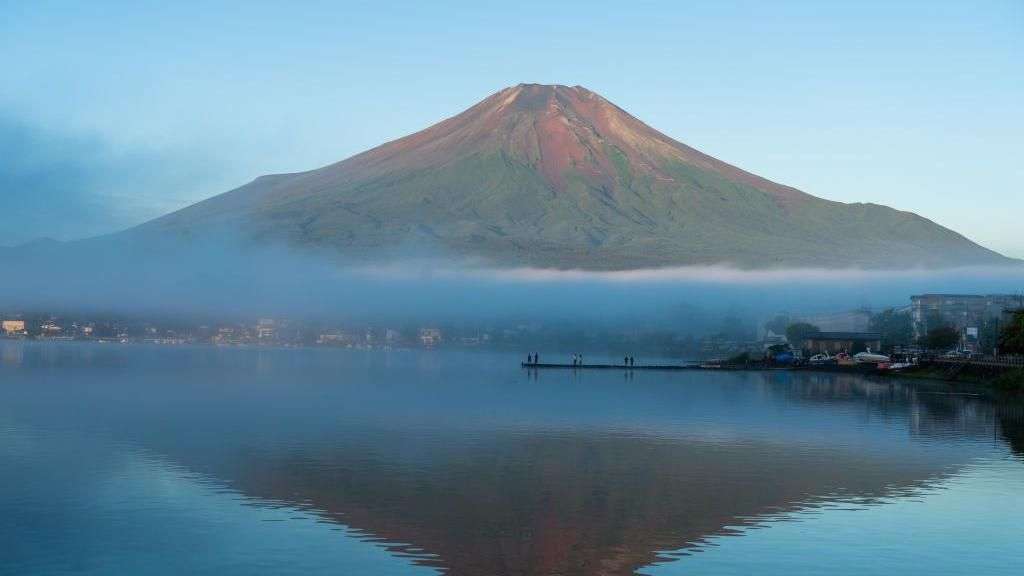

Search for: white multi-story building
xmin=910 ymin=294 xmax=1023 ymax=350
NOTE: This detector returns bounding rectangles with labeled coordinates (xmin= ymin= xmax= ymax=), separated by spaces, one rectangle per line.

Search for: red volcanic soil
xmin=325 ymin=83 xmax=809 ymax=202
xmin=137 ymin=83 xmax=1010 ymax=269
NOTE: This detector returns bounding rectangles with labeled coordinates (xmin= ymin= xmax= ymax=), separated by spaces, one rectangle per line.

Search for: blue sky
xmin=1 ymin=0 xmax=1021 ymax=257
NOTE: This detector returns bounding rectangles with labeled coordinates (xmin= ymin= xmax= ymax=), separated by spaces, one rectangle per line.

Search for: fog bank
xmin=1 ymin=234 xmax=1021 ymax=332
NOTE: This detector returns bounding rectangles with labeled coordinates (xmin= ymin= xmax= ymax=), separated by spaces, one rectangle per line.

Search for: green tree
xmin=727 ymin=351 xmax=751 ymax=364
xmin=999 ymin=310 xmax=1024 ymax=355
xmin=924 ymin=324 xmax=960 ymax=350
xmin=868 ymin=308 xmax=913 ymax=350
xmin=785 ymin=322 xmax=820 ymax=349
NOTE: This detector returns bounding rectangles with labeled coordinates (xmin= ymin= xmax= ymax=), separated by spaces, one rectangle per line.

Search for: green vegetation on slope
xmin=136 ymin=83 xmax=1012 ymax=270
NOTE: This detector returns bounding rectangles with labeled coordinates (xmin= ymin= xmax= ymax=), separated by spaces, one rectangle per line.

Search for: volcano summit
xmin=141 ymin=84 xmax=1009 ymax=269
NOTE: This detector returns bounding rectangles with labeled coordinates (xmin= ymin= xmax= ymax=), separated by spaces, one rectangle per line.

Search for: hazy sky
xmin=1 ymin=0 xmax=1021 ymax=256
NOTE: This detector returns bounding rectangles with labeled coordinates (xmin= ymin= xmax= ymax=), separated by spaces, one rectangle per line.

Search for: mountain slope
xmin=139 ymin=84 xmax=1010 ymax=269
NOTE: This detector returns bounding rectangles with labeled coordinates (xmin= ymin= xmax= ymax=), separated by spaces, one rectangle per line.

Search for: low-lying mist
xmin=1 ymin=231 xmax=1022 ymax=336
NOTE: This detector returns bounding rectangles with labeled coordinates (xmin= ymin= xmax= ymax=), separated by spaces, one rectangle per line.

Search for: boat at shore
xmin=878 ymin=361 xmax=914 ymax=371
xmin=854 ymin=349 xmax=892 ymax=364
xmin=809 ymin=353 xmax=836 ymax=366
xmin=835 ymin=352 xmax=857 ymax=366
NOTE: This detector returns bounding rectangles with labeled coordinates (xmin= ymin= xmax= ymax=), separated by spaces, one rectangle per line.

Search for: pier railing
xmin=928 ymin=355 xmax=1024 ymax=369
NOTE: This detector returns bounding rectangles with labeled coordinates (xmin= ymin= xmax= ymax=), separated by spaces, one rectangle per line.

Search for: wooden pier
xmin=523 ymin=362 xmax=699 ymax=371
xmin=521 ymin=362 xmax=874 ymax=373
xmin=523 ymin=357 xmax=1022 ymax=379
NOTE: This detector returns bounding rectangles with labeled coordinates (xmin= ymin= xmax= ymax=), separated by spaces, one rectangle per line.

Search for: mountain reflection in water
xmin=1 ymin=342 xmax=1021 ymax=576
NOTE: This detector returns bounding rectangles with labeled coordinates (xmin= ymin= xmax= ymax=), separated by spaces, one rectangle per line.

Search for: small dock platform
xmin=522 ymin=362 xmax=699 ymax=371
xmin=521 ymin=362 xmax=840 ymax=372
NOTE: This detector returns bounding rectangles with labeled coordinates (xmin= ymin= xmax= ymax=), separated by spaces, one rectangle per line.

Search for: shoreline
xmin=5 ymin=337 xmax=1021 ymax=394
xmin=522 ymin=360 xmax=1024 ymax=394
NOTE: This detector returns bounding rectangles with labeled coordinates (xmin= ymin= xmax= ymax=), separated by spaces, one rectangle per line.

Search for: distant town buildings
xmin=3 ymin=291 xmax=1020 ymax=357
xmin=317 ymin=331 xmax=355 ymax=346
xmin=213 ymin=327 xmax=246 ymax=346
xmin=419 ymin=328 xmax=443 ymax=347
xmin=2 ymin=319 xmax=27 ymax=336
xmin=256 ymin=319 xmax=276 ymax=340
xmin=911 ymin=294 xmax=1023 ymax=351
xmin=798 ymin=309 xmax=873 ymax=333
xmin=39 ymin=320 xmax=65 ymax=338
xmin=804 ymin=332 xmax=882 ymax=355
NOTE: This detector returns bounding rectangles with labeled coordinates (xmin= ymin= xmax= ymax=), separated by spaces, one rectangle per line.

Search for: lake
xmin=1 ymin=341 xmax=1022 ymax=575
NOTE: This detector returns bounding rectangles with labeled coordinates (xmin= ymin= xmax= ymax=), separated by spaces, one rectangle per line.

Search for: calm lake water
xmin=1 ymin=341 xmax=1022 ymax=575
